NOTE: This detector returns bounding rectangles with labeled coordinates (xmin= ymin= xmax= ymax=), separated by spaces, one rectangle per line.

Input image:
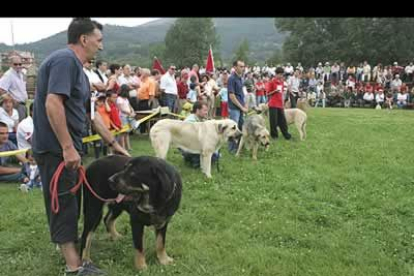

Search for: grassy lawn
xmin=1 ymin=108 xmax=414 ymax=276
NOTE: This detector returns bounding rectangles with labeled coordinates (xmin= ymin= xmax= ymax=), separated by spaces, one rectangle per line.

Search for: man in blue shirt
xmin=227 ymin=60 xmax=248 ymax=153
xmin=33 ymin=18 xmax=129 ymax=276
xmin=0 ymin=121 xmax=28 ymax=182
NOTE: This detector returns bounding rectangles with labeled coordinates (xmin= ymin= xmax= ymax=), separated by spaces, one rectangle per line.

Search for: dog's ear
xmin=218 ymin=124 xmax=228 ymax=134
xmin=151 ymin=163 xmax=174 ymax=201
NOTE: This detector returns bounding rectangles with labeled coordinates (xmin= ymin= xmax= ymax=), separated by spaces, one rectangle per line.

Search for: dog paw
xmin=158 ymin=255 xmax=174 ymax=266
xmin=135 ymin=262 xmax=148 ymax=270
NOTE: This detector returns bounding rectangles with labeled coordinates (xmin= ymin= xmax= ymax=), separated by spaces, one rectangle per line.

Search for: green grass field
xmin=1 ymin=108 xmax=414 ymax=276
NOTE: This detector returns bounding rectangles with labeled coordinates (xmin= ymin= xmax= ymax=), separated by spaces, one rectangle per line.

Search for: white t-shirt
xmin=405 ymin=65 xmax=414 ymax=74
xmin=160 ymin=73 xmax=178 ymax=95
xmin=363 ymin=64 xmax=371 ymax=74
xmin=83 ymin=68 xmax=102 ymax=86
xmin=0 ymin=107 xmax=19 ymax=132
xmin=363 ymin=93 xmax=374 ymax=101
xmin=17 ymin=115 xmax=33 ymax=149
xmin=96 ymin=69 xmax=108 ymax=85
xmin=397 ymin=93 xmax=408 ymax=102
xmin=375 ymin=93 xmax=384 ymax=103
xmin=116 ymin=97 xmax=132 ymax=118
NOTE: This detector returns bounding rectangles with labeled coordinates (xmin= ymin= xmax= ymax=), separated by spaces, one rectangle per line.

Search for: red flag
xmin=152 ymin=57 xmax=166 ymax=75
xmin=205 ymin=45 xmax=215 ymax=73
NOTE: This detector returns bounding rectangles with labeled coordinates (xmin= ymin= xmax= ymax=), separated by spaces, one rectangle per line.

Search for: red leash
xmin=50 ymin=162 xmax=116 ymax=214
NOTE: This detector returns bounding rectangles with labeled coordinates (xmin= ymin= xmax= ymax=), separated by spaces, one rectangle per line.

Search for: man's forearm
xmin=0 ymin=166 xmax=21 ymax=175
xmin=229 ymin=93 xmax=245 ymax=110
xmin=46 ymin=94 xmax=74 ymax=150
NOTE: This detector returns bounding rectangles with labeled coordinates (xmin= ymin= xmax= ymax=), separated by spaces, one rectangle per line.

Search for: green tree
xmin=164 ymin=18 xmax=219 ymax=68
xmin=232 ymin=39 xmax=250 ymax=65
xmin=275 ymin=18 xmax=414 ymax=67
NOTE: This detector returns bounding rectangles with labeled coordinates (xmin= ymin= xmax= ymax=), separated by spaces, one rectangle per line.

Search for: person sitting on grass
xmin=19 ymin=150 xmax=42 ymax=192
xmin=180 ymin=101 xmax=220 ymax=168
xmin=396 ymin=89 xmax=408 ymax=109
xmin=0 ymin=121 xmax=29 ymax=183
xmin=0 ymin=94 xmax=19 ymax=146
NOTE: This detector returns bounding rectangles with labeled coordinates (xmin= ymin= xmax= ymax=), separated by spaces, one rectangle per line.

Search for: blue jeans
xmin=228 ymin=108 xmax=244 ymax=153
xmin=164 ymin=93 xmax=177 ymax=113
xmin=0 ymin=171 xmax=25 ymax=182
xmin=256 ymin=95 xmax=267 ymax=105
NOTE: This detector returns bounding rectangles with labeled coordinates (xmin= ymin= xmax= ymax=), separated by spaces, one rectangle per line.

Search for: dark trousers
xmin=269 ymin=107 xmax=291 ymax=139
xmin=137 ymin=99 xmax=150 ymax=133
xmin=33 ymin=152 xmax=81 ymax=244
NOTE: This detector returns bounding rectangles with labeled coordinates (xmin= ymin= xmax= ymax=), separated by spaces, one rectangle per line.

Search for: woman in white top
xmin=0 ymin=94 xmax=19 ymax=145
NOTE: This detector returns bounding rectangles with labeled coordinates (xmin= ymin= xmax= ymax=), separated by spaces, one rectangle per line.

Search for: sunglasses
xmin=170 ymin=67 xmax=176 ymax=70
xmin=13 ymin=63 xmax=22 ymax=66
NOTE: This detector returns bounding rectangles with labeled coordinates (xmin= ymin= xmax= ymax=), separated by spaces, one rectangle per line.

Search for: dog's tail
xmin=301 ymin=121 xmax=307 ymax=140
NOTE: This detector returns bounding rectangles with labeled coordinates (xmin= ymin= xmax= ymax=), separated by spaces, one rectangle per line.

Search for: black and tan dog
xmin=80 ymin=155 xmax=182 ymax=270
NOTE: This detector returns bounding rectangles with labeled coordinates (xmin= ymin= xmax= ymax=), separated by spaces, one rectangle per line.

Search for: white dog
xmin=255 ymin=102 xmax=308 ymax=140
xmin=150 ymin=119 xmax=242 ymax=178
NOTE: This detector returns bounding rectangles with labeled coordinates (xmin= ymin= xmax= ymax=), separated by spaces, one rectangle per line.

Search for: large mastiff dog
xmin=149 ymin=118 xmax=242 ymax=178
xmin=236 ymin=114 xmax=270 ymax=160
xmin=80 ymin=155 xmax=182 ymax=270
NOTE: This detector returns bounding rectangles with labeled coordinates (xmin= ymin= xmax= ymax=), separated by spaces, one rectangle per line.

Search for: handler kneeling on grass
xmin=32 ymin=18 xmax=130 ymax=276
xmin=180 ymin=101 xmax=220 ymax=168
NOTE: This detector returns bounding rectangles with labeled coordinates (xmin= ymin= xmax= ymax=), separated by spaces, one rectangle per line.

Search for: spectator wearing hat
xmin=0 ymin=94 xmax=19 ymax=146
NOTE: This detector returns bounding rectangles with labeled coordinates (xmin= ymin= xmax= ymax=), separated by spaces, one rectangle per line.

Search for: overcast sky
xmin=0 ymin=18 xmax=159 ymax=45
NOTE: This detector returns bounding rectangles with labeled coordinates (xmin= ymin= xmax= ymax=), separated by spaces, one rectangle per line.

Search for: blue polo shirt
xmin=32 ymin=48 xmax=90 ymax=154
xmin=227 ymin=73 xmax=245 ymax=110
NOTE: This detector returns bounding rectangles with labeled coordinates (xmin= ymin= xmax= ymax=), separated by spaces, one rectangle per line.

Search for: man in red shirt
xmin=267 ymin=67 xmax=291 ymax=140
xmin=177 ymin=70 xmax=189 ymax=114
